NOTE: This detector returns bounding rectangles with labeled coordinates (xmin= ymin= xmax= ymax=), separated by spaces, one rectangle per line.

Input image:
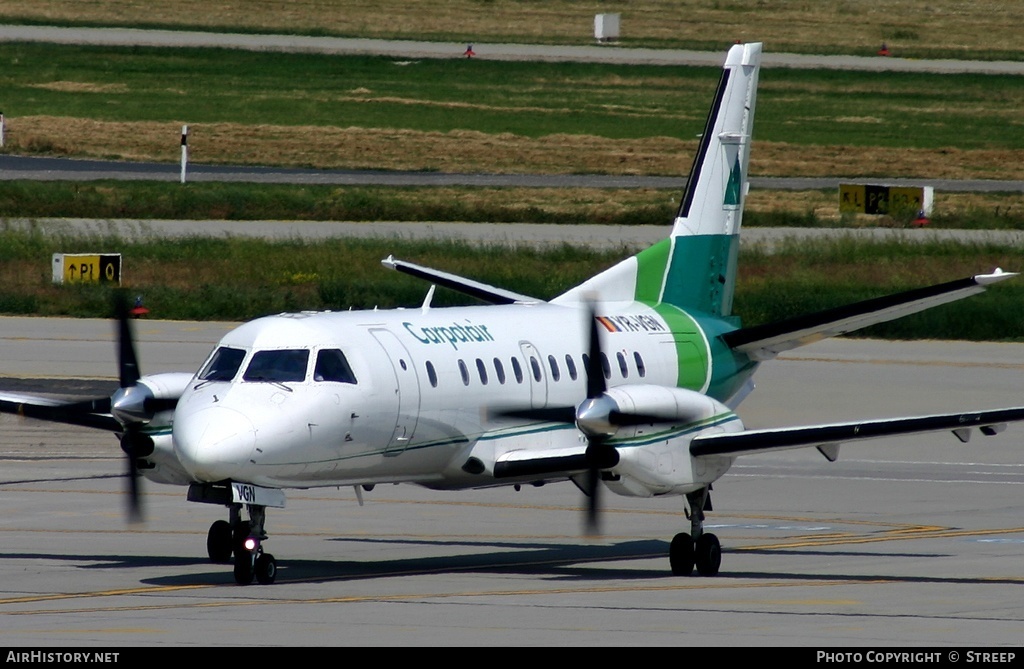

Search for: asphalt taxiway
xmin=0 ymin=318 xmax=1022 ymax=646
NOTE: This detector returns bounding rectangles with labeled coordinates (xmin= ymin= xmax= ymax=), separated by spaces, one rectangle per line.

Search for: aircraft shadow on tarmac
xmin=1 ymin=534 xmax=1001 ymax=589
xmin=4 ymin=537 xmax=1020 ymax=589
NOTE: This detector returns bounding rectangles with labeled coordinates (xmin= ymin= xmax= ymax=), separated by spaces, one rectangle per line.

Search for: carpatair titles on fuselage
xmin=403 ymin=320 xmax=496 ymax=350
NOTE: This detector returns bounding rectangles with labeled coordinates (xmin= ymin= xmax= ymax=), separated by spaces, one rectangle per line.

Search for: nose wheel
xmin=206 ymin=503 xmax=277 ymax=585
xmin=234 ymin=539 xmax=276 ymax=585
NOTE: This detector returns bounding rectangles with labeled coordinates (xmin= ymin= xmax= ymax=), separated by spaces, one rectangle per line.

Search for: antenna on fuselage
xmin=421 ymin=284 xmax=436 ymax=313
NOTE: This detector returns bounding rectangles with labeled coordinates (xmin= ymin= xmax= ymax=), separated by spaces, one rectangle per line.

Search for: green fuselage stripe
xmin=650 ymin=302 xmax=710 ymax=391
xmin=633 ymin=239 xmax=671 ymax=304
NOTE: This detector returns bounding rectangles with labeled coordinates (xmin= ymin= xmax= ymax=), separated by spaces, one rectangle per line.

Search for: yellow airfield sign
xmin=839 ymin=184 xmax=933 ymax=215
xmin=52 ymin=253 xmax=122 ymax=284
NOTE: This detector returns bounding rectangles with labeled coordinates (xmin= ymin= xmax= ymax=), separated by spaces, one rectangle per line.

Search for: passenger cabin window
xmin=599 ymin=353 xmax=611 ymax=380
xmin=511 ymin=358 xmax=524 ymax=384
xmin=243 ymin=349 xmax=309 ymax=383
xmin=426 ymin=361 xmax=438 ymax=388
xmin=529 ymin=356 xmax=542 ymax=382
xmin=199 ymin=346 xmax=246 ymax=382
xmin=493 ymin=358 xmax=506 ymax=384
xmin=547 ymin=355 xmax=560 ymax=382
xmin=617 ymin=352 xmax=629 ymax=378
xmin=476 ymin=358 xmax=489 ymax=385
xmin=458 ymin=359 xmax=470 ymax=386
xmin=565 ymin=354 xmax=578 ymax=381
xmin=634 ymin=352 xmax=646 ymax=378
xmin=314 ymin=349 xmax=357 ymax=384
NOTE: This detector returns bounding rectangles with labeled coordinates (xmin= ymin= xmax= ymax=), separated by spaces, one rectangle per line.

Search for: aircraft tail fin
xmin=554 ymin=42 xmax=761 ymax=315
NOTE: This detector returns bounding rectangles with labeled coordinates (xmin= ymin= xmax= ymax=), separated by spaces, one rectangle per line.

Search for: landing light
xmin=243 ymin=537 xmax=258 ymax=552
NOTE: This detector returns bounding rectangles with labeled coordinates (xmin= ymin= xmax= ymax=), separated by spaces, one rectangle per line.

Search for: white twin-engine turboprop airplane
xmin=3 ymin=42 xmax=1023 ymax=586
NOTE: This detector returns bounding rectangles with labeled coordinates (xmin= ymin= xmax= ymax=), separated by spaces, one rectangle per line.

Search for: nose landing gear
xmin=205 ymin=502 xmax=276 ymax=585
xmin=190 ymin=481 xmax=286 ymax=585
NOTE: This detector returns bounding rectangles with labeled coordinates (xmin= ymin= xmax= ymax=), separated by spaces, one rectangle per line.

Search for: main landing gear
xmin=206 ymin=503 xmax=277 ymax=585
xmin=669 ymin=487 xmax=721 ymax=577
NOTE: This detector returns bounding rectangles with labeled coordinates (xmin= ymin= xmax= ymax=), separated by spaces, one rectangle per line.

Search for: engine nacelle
xmin=138 ymin=372 xmax=195 ymax=404
xmin=135 ymin=372 xmax=196 ymax=486
xmin=601 ymin=385 xmax=742 ymax=497
xmin=140 ymin=433 xmax=197 ymax=485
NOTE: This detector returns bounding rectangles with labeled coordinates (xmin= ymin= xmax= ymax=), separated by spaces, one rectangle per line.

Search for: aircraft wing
xmin=690 ymin=406 xmax=1024 ymax=460
xmin=0 ymin=391 xmax=121 ymax=432
xmin=382 ymin=256 xmax=542 ymax=305
xmin=721 ymin=269 xmax=1016 ymax=361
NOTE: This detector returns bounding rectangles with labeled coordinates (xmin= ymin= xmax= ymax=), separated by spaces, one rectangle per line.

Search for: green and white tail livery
xmin=555 ymin=42 xmax=761 ymax=318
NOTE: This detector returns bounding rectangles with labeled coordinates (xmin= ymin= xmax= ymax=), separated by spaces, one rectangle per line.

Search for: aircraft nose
xmin=173 ymin=406 xmax=257 ymax=482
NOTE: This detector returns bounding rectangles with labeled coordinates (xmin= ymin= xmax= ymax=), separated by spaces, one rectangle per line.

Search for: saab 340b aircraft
xmin=3 ymin=42 xmax=1023 ymax=586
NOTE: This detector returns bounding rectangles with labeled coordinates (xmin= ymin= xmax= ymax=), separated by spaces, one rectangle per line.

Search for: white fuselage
xmin=164 ymin=301 xmax=740 ymax=497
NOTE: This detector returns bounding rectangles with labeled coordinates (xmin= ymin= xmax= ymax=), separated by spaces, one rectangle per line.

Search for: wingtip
xmin=974 ymin=267 xmax=1019 ymax=286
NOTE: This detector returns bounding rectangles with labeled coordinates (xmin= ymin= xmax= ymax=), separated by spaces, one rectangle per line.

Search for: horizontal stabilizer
xmin=690 ymin=406 xmax=1024 ymax=458
xmin=382 ymin=256 xmax=542 ymax=306
xmin=722 ymin=269 xmax=1016 ymax=361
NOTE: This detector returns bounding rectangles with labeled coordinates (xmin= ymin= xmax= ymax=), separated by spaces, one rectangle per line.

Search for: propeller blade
xmin=582 ymin=299 xmax=610 ymax=535
xmin=144 ymin=396 xmax=179 ymax=414
xmin=120 ymin=427 xmax=147 ymax=523
xmin=489 ymin=405 xmax=577 ymax=425
xmin=0 ymin=397 xmax=121 ymax=431
xmin=114 ymin=291 xmax=141 ymax=388
xmin=59 ymin=397 xmax=113 ymax=414
xmin=113 ymin=291 xmax=147 ymax=522
xmin=584 ymin=457 xmax=601 ymax=536
xmin=608 ymin=409 xmax=680 ymax=427
xmin=585 ymin=301 xmax=606 ymax=400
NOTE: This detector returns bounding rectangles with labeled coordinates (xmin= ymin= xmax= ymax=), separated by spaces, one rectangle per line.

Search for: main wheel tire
xmin=669 ymin=532 xmax=695 ymax=576
xmin=695 ymin=532 xmax=722 ymax=576
xmin=255 ymin=553 xmax=277 ymax=585
xmin=233 ymin=554 xmax=254 ymax=585
xmin=207 ymin=520 xmax=232 ymax=563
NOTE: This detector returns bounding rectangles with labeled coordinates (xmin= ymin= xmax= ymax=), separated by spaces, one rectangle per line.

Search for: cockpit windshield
xmin=314 ymin=349 xmax=357 ymax=384
xmin=198 ymin=346 xmax=246 ymax=382
xmin=243 ymin=349 xmax=310 ymax=383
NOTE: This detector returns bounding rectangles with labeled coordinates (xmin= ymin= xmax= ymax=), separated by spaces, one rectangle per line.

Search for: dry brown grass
xmin=9 ymin=116 xmax=1024 ymax=182
xmin=3 ymin=1 xmax=1023 ymax=57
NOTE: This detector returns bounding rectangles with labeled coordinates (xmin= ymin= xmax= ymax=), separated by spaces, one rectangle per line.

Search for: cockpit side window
xmin=243 ymin=349 xmax=310 ymax=383
xmin=199 ymin=346 xmax=246 ymax=382
xmin=314 ymin=349 xmax=357 ymax=384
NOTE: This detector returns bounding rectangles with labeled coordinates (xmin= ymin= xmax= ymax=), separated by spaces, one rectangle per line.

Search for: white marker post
xmin=180 ymin=124 xmax=188 ymax=183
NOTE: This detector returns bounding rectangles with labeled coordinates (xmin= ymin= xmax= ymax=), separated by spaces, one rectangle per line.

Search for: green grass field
xmin=3 ymin=43 xmax=1024 ymax=181
xmin=3 ymin=227 xmax=1021 ymax=341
